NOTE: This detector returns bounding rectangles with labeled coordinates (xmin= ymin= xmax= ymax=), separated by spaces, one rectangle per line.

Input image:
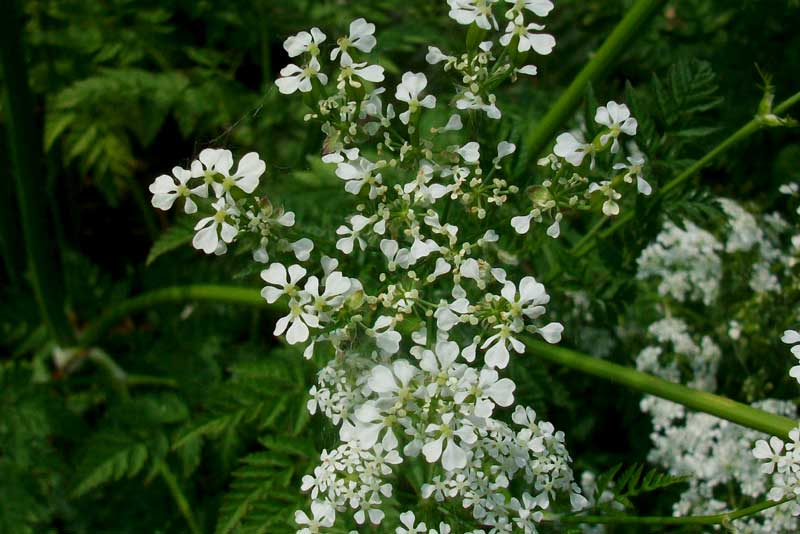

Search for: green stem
xmin=80 ymin=284 xmax=797 ymax=438
xmin=525 ymin=337 xmax=797 ymax=438
xmin=123 ymin=173 xmax=159 ymax=240
xmin=553 ymin=497 xmax=791 ymax=526
xmin=518 ymin=0 xmax=666 ymax=171
xmin=155 ymin=461 xmax=202 ymax=534
xmin=78 ymin=284 xmax=272 ymax=348
xmin=0 ymin=0 xmax=75 ymax=345
xmin=569 ymin=216 xmax=607 ymax=257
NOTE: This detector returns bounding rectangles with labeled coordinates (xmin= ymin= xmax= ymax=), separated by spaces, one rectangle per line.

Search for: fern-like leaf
xmin=72 ymin=430 xmax=168 ymax=497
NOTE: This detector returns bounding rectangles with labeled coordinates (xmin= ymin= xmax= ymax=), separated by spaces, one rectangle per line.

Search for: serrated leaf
xmin=146 ymin=220 xmax=195 ymax=265
xmin=72 ymin=432 xmax=152 ymax=497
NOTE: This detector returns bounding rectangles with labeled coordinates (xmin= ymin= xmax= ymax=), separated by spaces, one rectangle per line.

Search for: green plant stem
xmin=81 ymin=284 xmax=797 ymax=438
xmin=123 ymin=173 xmax=159 ymax=240
xmin=518 ymin=0 xmax=666 ymax=171
xmin=78 ymin=284 xmax=272 ymax=348
xmin=1 ymin=0 xmax=75 ymax=344
xmin=525 ymin=337 xmax=796 ymax=438
xmin=552 ymin=497 xmax=791 ymax=526
xmin=155 ymin=461 xmax=202 ymax=534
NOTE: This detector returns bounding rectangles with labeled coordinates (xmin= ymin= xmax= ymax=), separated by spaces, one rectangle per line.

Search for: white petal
xmin=192 ymin=224 xmax=218 ymax=254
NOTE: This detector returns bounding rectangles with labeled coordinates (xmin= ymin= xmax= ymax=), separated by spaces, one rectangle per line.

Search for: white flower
xmin=395 ymin=72 xmax=436 ymax=125
xmin=535 ymin=322 xmax=564 ymax=343
xmin=501 ymin=277 xmax=550 ymax=320
xmin=436 ymin=114 xmax=463 ymax=132
xmin=515 ymin=65 xmax=539 ymax=76
xmin=331 ymin=18 xmax=376 ymax=64
xmin=149 ymin=166 xmax=207 ymax=213
xmin=499 ymin=17 xmax=556 ymax=55
xmin=283 ymin=28 xmax=326 ymax=58
xmin=368 ymin=360 xmax=418 ymax=402
xmin=457 ymin=368 xmax=516 ymax=418
xmin=613 ymin=155 xmax=651 ymax=195
xmin=511 ymin=213 xmax=533 ymax=234
xmin=336 ymin=157 xmax=383 ymax=198
xmin=294 ymin=500 xmax=335 ymax=534
xmin=434 ymin=298 xmax=470 ymax=331
xmin=493 ymin=141 xmax=516 ymax=166
xmin=455 ymin=91 xmax=501 ymax=119
xmin=753 ymin=436 xmax=785 ymax=474
xmin=274 ymin=294 xmax=319 ymax=345
xmin=403 ymin=162 xmax=449 ymax=204
xmin=192 ymin=197 xmax=239 ymax=254
xmin=336 ymin=214 xmax=372 ymax=254
xmin=419 ymin=341 xmax=463 ymax=395
xmin=506 ymin=0 xmax=554 ymax=17
xmin=422 ymin=412 xmax=477 ymax=471
xmin=396 ymin=511 xmax=427 ymax=534
xmin=447 ymin=0 xmax=498 ymax=30
xmin=481 ymin=323 xmax=524 ymax=369
xmin=380 ymin=239 xmax=412 ymax=271
xmin=546 ymin=214 xmax=562 ymax=238
xmin=426 ymin=46 xmax=454 ymax=65
xmin=783 ymin=329 xmax=800 ymax=357
xmin=290 ymin=238 xmax=315 ymax=261
xmin=336 ymin=55 xmax=385 ymax=89
xmin=456 ymin=142 xmax=480 ymax=164
xmin=201 ymin=151 xmax=264 ymax=198
xmin=276 ymin=57 xmax=328 ymax=95
xmin=595 ymin=101 xmax=638 ymax=152
xmin=371 ymin=315 xmax=402 ymax=355
xmin=303 ymin=272 xmax=351 ymax=314
xmin=260 ymin=263 xmax=307 ymax=303
xmin=553 ymin=132 xmax=591 ymax=166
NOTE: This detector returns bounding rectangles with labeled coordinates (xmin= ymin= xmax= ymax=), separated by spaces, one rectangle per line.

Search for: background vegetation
xmin=2 ymin=0 xmax=800 ymax=532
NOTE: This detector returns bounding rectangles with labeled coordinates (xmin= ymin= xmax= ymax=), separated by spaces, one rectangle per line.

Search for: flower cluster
xmin=148 ymin=148 xmax=313 ymax=263
xmin=752 ymin=333 xmax=800 ymax=524
xmin=144 ymin=1 xmax=674 ymax=530
xmin=626 ymin=199 xmax=800 ymax=531
xmin=635 ymin=320 xmax=800 ymax=531
xmin=511 ymin=101 xmax=651 ymax=238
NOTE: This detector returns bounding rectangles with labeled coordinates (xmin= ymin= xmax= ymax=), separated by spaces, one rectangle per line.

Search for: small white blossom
xmin=395 ymin=72 xmax=437 ymax=125
xmin=553 ymin=132 xmax=591 ymax=166
xmin=499 ymin=16 xmax=556 ymax=55
xmin=448 ymin=0 xmax=499 ymax=30
xmin=595 ymin=101 xmax=638 ymax=153
xmin=331 ymin=18 xmax=377 ymax=64
xmin=295 ymin=500 xmax=335 ymax=533
xmin=284 ymin=28 xmax=326 ymax=58
xmin=276 ymin=57 xmax=328 ymax=95
xmin=149 ymin=166 xmax=207 ymax=213
xmin=192 ymin=197 xmax=239 ymax=254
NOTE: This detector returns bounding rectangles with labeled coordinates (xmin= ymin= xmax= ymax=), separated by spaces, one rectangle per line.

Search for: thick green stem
xmin=80 ymin=284 xmax=797 ymax=438
xmin=155 ymin=461 xmax=202 ymax=534
xmin=518 ymin=0 xmax=666 ymax=171
xmin=78 ymin=284 xmax=272 ymax=348
xmin=526 ymin=338 xmax=797 ymax=438
xmin=1 ymin=0 xmax=74 ymax=344
xmin=553 ymin=497 xmax=791 ymax=526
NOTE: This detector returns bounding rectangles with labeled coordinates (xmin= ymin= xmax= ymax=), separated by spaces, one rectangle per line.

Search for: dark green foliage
xmin=592 ymin=463 xmax=691 ymax=511
xmin=2 ymin=0 xmax=800 ymax=532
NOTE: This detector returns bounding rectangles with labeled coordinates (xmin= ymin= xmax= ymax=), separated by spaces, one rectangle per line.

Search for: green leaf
xmin=146 ymin=219 xmax=195 ymax=266
xmin=72 ymin=431 xmax=168 ymax=497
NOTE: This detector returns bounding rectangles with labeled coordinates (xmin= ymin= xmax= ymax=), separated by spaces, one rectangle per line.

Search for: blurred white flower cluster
xmin=629 ymin=196 xmax=800 ymax=532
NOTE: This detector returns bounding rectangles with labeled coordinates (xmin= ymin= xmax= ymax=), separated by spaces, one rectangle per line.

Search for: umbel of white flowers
xmin=146 ymin=0 xmax=665 ymax=531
